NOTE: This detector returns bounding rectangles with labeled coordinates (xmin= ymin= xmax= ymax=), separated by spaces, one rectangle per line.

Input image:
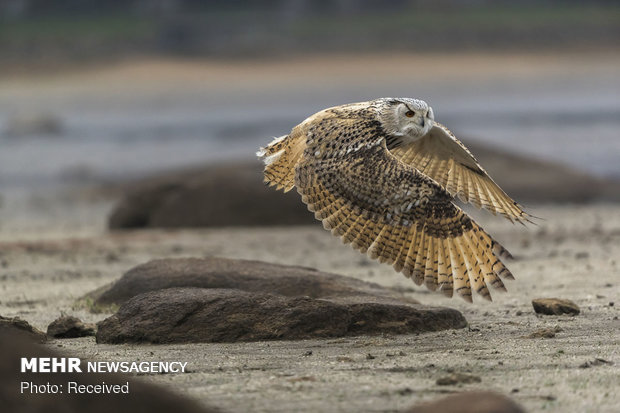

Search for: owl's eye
xmin=405 ymin=110 xmax=415 ymax=118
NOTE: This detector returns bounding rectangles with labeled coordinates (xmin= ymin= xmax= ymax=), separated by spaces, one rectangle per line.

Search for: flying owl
xmin=257 ymin=98 xmax=529 ymax=302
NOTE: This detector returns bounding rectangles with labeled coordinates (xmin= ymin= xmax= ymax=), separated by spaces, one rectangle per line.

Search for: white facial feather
xmin=375 ymin=98 xmax=435 ymax=143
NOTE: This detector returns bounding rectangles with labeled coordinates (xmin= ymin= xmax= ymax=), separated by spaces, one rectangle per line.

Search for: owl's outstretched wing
xmin=295 ymin=143 xmax=513 ymax=302
xmin=258 ymin=121 xmax=309 ymax=192
xmin=390 ymin=123 xmax=530 ymax=224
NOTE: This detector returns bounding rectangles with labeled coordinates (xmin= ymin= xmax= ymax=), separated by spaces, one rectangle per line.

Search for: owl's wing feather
xmin=390 ymin=122 xmax=530 ymax=224
xmin=257 ymin=122 xmax=309 ymax=192
xmin=295 ymin=143 xmax=513 ymax=302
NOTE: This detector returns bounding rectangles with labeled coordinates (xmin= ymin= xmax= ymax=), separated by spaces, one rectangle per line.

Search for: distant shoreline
xmin=1 ymin=49 xmax=620 ymax=80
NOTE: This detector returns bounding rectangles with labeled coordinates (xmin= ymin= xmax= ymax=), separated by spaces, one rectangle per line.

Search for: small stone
xmin=47 ymin=316 xmax=96 ymax=338
xmin=525 ymin=326 xmax=562 ymax=339
xmin=303 ymin=350 xmax=313 ymax=357
xmin=396 ymin=387 xmax=414 ymax=396
xmin=287 ymin=376 xmax=316 ymax=383
xmin=105 ymin=252 xmax=120 ymax=263
xmin=436 ymin=373 xmax=482 ymax=386
xmin=532 ymin=298 xmax=580 ymax=315
xmin=579 ymin=358 xmax=613 ymax=368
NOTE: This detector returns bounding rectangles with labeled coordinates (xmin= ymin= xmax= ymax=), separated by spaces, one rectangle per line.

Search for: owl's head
xmin=375 ymin=98 xmax=434 ymax=141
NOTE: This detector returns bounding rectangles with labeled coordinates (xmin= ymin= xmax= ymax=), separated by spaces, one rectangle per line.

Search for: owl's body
xmin=258 ymin=98 xmax=528 ymax=302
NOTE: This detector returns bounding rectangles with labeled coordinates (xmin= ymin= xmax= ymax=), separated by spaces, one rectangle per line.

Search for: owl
xmin=257 ymin=98 xmax=529 ymax=302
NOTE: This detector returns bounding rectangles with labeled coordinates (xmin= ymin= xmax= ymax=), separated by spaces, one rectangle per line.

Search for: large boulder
xmin=91 ymin=257 xmax=418 ymax=307
xmin=47 ymin=316 xmax=96 ymax=338
xmin=108 ymin=161 xmax=315 ymax=228
xmin=93 ymin=257 xmax=466 ymax=343
xmin=96 ymin=287 xmax=466 ymax=344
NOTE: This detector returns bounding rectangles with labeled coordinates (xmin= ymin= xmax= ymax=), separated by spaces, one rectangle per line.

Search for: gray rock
xmin=405 ymin=391 xmax=525 ymax=413
xmin=435 ymin=373 xmax=482 ymax=386
xmin=0 ymin=315 xmax=46 ymax=343
xmin=92 ymin=257 xmax=418 ymax=307
xmin=579 ymin=358 xmax=613 ymax=368
xmin=0 ymin=330 xmax=220 ymax=413
xmin=96 ymin=287 xmax=466 ymax=344
xmin=532 ymin=298 xmax=580 ymax=315
xmin=108 ymin=161 xmax=315 ymax=228
xmin=47 ymin=315 xmax=96 ymax=338
xmin=525 ymin=326 xmax=562 ymax=339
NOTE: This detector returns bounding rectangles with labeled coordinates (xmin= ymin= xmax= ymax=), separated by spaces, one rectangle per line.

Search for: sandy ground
xmin=4 ymin=52 xmax=620 ymax=95
xmin=1 ymin=195 xmax=619 ymax=413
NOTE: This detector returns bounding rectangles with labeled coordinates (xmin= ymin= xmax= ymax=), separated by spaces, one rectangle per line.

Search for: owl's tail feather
xmin=387 ymin=221 xmax=512 ymax=303
xmin=324 ymin=204 xmax=512 ymax=303
xmin=257 ymin=129 xmax=307 ymax=192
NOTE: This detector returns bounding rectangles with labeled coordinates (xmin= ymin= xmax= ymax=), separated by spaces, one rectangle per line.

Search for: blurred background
xmin=0 ymin=0 xmax=619 ymax=231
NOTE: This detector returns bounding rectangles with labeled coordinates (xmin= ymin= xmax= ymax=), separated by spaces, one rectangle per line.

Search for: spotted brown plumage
xmin=257 ymin=98 xmax=524 ymax=302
